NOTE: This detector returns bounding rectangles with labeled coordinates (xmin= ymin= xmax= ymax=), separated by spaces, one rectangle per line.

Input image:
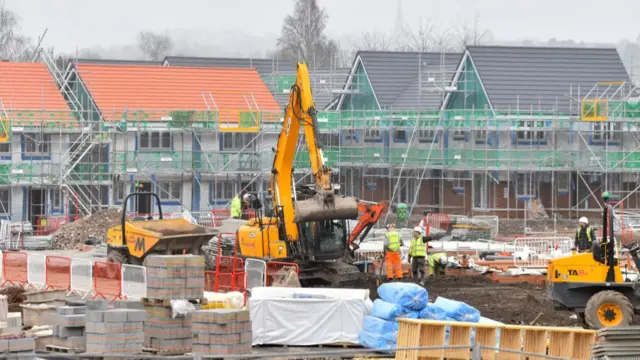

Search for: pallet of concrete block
xmin=0 ymin=334 xmax=36 ymax=358
xmin=83 ymin=299 xmax=146 ymax=355
xmin=142 ymin=297 xmax=200 ymax=355
xmin=45 ymin=305 xmax=86 ymax=354
xmin=0 ymin=312 xmax=22 ymax=335
xmin=143 ymin=254 xmax=206 ymax=301
xmin=192 ymin=309 xmax=252 ymax=357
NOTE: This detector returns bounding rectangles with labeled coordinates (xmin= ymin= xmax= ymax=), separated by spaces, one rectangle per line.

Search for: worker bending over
xmin=575 ymin=217 xmax=596 ymax=252
xmin=428 ymin=251 xmax=448 ymax=277
xmin=384 ymin=223 xmax=403 ymax=281
xmin=408 ymin=226 xmax=427 ymax=283
xmin=230 ymin=190 xmax=245 ymax=219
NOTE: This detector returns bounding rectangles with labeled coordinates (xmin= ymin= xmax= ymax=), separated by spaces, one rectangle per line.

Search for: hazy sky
xmin=6 ymin=0 xmax=640 ymax=53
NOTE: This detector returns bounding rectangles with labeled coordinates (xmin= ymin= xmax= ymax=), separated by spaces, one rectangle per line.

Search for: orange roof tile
xmin=0 ymin=62 xmax=73 ymax=123
xmin=75 ymin=64 xmax=282 ymax=122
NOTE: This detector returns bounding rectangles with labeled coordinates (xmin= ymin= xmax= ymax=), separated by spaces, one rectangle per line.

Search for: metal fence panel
xmin=121 ymin=264 xmax=147 ymax=299
xmin=513 ymin=236 xmax=572 ymax=268
xmin=27 ymin=253 xmax=46 ymax=290
xmin=69 ymin=258 xmax=93 ymax=298
xmin=244 ymin=258 xmax=266 ymax=291
xmin=472 ymin=215 xmax=500 ymax=236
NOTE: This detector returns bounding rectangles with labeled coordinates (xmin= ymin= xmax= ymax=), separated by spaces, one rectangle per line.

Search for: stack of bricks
xmin=0 ymin=335 xmax=35 ymax=358
xmin=192 ymin=309 xmax=252 ymax=357
xmin=142 ymin=255 xmax=205 ymax=355
xmin=144 ymin=304 xmax=195 ymax=355
xmin=144 ymin=255 xmax=205 ymax=299
xmin=49 ymin=305 xmax=86 ymax=352
xmin=85 ymin=299 xmax=146 ymax=354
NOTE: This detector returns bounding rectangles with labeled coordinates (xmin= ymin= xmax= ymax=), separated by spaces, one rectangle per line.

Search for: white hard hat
xmin=413 ymin=226 xmax=423 ymax=234
xmin=578 ymin=217 xmax=588 ymax=224
xmin=439 ymin=256 xmax=448 ymax=266
xmin=243 ymin=194 xmax=251 ymax=201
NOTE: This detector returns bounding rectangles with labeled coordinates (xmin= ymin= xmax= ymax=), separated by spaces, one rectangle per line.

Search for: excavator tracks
xmin=297 ymin=259 xmax=372 ymax=288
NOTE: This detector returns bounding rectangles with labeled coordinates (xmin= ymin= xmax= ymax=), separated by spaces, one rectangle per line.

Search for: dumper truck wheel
xmin=585 ymin=290 xmax=633 ymax=329
xmin=106 ymin=247 xmax=128 ymax=279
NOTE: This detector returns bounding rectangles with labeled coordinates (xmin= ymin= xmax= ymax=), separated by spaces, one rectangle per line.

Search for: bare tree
xmin=454 ymin=11 xmax=491 ymax=50
xmin=137 ymin=31 xmax=173 ymax=61
xmin=275 ymin=0 xmax=339 ymax=69
xmin=0 ymin=2 xmax=33 ymax=61
xmin=355 ymin=31 xmax=394 ymax=52
xmin=400 ymin=18 xmax=437 ymax=52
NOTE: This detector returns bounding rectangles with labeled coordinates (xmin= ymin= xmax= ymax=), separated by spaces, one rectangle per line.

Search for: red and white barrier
xmin=45 ymin=256 xmax=71 ymax=291
xmin=69 ymin=258 xmax=93 ymax=298
xmin=0 ymin=251 xmax=301 ymax=303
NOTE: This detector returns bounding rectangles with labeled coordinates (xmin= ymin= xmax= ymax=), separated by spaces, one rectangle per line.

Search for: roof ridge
xmin=467 ymin=44 xmax=618 ymax=51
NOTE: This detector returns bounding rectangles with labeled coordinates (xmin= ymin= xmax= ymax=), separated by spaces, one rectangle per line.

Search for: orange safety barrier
xmin=213 ymin=256 xmax=245 ymax=293
xmin=2 ymin=251 xmax=28 ymax=287
xmin=45 ymin=256 xmax=71 ymax=290
xmin=426 ymin=213 xmax=451 ymax=232
xmin=265 ymin=261 xmax=299 ymax=286
xmin=92 ymin=261 xmax=123 ymax=302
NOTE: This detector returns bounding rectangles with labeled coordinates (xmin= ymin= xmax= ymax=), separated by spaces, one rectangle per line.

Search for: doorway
xmin=135 ymin=182 xmax=152 ymax=215
xmin=28 ymin=187 xmax=46 ymax=224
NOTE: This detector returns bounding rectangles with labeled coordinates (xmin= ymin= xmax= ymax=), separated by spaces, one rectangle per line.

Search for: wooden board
xmin=142 ymin=346 xmax=190 ymax=356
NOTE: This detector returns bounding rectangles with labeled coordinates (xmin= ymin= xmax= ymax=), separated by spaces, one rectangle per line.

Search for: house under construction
xmin=0 ymin=45 xmax=637 ymax=231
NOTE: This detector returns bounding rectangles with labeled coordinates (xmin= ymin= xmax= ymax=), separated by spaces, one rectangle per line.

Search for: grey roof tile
xmin=467 ymin=46 xmax=634 ymax=113
xmin=356 ymin=51 xmax=462 ymax=110
xmin=163 ymin=56 xmax=295 ymax=74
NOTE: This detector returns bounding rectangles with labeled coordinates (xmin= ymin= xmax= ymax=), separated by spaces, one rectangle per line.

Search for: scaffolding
xmin=0 ymin=53 xmax=639 ymax=233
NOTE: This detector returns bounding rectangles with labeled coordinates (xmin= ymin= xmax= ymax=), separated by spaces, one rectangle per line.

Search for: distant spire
xmin=392 ymin=0 xmax=404 ymax=41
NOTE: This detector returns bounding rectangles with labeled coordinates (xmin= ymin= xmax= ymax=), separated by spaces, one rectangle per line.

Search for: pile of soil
xmin=424 ymin=276 xmax=578 ymax=327
xmin=0 ymin=287 xmax=26 ymax=304
xmin=52 ymin=208 xmax=122 ymax=250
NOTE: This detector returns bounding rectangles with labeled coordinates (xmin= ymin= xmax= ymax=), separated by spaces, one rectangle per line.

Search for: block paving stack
xmin=142 ymin=255 xmax=205 ymax=355
xmin=192 ymin=309 xmax=252 ymax=357
xmin=0 ymin=335 xmax=36 ymax=359
xmin=84 ymin=299 xmax=146 ymax=354
xmin=48 ymin=305 xmax=86 ymax=352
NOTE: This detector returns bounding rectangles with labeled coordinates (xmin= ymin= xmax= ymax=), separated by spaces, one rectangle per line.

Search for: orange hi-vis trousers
xmin=385 ymin=251 xmax=403 ymax=279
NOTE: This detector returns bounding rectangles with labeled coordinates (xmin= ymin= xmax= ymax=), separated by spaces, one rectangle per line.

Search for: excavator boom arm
xmin=271 ymin=63 xmax=357 ymax=242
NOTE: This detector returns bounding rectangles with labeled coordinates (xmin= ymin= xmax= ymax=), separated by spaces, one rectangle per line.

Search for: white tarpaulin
xmin=249 ymin=287 xmax=370 ymax=346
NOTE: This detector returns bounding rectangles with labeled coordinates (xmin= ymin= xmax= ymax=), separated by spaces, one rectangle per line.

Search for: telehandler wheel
xmin=585 ymin=290 xmax=634 ymax=329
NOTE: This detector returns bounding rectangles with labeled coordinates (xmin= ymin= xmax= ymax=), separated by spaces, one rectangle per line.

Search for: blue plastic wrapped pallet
xmin=358 ymin=331 xmax=396 ymax=352
xmin=377 ymin=282 xmax=428 ymax=311
xmin=363 ymin=316 xmax=399 ymax=334
xmin=371 ymin=299 xmax=409 ymax=320
xmin=434 ymin=297 xmax=481 ymax=322
xmin=418 ymin=303 xmax=451 ymax=321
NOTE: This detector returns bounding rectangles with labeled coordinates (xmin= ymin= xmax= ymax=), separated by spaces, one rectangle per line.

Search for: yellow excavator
xmin=547 ymin=193 xmax=640 ymax=329
xmin=236 ymin=62 xmax=362 ymax=286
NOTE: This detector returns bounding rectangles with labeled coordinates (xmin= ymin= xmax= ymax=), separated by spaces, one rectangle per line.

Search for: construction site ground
xmin=421 ymin=275 xmax=578 ymax=327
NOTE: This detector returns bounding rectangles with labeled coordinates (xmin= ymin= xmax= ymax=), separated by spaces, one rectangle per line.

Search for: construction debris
xmin=52 ymin=208 xmax=121 ymax=250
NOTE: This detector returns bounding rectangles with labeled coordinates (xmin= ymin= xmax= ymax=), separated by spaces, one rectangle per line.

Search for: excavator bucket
xmin=294 ymin=195 xmax=359 ymax=223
